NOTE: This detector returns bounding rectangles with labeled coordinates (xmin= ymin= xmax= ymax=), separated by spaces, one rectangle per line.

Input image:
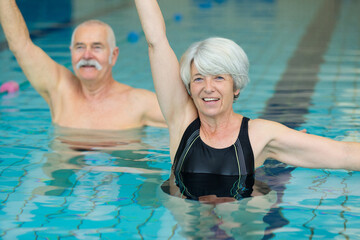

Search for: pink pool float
xmin=0 ymin=81 xmax=20 ymax=94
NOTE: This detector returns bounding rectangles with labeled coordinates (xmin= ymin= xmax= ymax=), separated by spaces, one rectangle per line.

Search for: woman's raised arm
xmin=134 ymin=0 xmax=197 ymax=129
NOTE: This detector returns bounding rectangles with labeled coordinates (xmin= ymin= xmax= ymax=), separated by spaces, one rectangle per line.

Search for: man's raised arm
xmin=0 ymin=0 xmax=69 ymax=102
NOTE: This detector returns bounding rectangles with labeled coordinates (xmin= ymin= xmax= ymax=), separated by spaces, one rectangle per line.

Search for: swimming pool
xmin=1 ymin=0 xmax=360 ymax=239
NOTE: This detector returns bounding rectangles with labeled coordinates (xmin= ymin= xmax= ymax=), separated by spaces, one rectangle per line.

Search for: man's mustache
xmin=76 ymin=59 xmax=102 ymax=70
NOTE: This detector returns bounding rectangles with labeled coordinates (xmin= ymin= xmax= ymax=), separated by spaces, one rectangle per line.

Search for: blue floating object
xmin=173 ymin=13 xmax=183 ymax=22
xmin=198 ymin=1 xmax=212 ymax=9
xmin=214 ymin=0 xmax=227 ymax=3
xmin=127 ymin=31 xmax=139 ymax=43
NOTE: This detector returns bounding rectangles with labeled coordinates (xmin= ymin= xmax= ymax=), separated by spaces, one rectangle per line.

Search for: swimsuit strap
xmin=238 ymin=117 xmax=255 ymax=174
xmin=173 ymin=118 xmax=200 ymax=173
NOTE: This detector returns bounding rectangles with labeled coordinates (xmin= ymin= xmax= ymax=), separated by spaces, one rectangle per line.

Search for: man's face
xmin=71 ymin=24 xmax=117 ymax=82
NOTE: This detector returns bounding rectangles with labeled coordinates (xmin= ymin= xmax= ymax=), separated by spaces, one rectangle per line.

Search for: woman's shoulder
xmin=248 ymin=118 xmax=284 ymax=129
xmin=247 ymin=118 xmax=289 ymax=142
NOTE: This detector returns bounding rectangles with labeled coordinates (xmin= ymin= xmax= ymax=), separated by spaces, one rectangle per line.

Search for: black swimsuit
xmin=171 ymin=117 xmax=255 ymax=200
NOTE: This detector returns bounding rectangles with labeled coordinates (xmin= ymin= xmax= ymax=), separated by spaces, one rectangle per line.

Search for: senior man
xmin=0 ymin=0 xmax=165 ymax=130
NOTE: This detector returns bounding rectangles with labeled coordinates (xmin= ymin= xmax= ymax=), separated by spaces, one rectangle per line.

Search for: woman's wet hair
xmin=180 ymin=37 xmax=249 ymax=100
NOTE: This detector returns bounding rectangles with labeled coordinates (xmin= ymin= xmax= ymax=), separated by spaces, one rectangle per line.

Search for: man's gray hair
xmin=70 ymin=19 xmax=116 ymax=53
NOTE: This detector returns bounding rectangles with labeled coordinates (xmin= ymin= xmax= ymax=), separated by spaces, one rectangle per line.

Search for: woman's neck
xmin=199 ymin=112 xmax=243 ymax=148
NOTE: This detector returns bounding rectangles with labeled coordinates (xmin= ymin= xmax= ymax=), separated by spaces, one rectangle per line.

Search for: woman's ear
xmin=234 ymin=89 xmax=240 ymax=98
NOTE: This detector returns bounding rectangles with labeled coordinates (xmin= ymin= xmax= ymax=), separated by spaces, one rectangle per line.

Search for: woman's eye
xmin=215 ymin=76 xmax=224 ymax=80
xmin=193 ymin=78 xmax=203 ymax=82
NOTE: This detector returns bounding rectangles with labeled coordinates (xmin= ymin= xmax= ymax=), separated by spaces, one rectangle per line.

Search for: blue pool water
xmin=1 ymin=0 xmax=360 ymax=239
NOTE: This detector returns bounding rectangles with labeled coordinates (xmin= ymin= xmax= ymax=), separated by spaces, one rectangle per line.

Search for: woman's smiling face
xmin=189 ymin=63 xmax=239 ymax=118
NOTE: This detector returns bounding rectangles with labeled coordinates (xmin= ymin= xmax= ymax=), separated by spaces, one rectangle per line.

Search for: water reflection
xmin=159 ymin=161 xmax=296 ymax=239
xmin=33 ymin=125 xmax=166 ymax=198
xmin=159 ymin=180 xmax=277 ymax=239
xmin=162 ymin=171 xmax=271 ymax=203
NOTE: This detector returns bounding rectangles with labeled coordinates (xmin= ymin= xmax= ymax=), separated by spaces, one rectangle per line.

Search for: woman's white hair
xmin=180 ymin=37 xmax=249 ymax=99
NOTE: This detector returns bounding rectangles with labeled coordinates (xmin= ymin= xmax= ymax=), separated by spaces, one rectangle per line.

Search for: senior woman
xmin=135 ymin=0 xmax=360 ymax=201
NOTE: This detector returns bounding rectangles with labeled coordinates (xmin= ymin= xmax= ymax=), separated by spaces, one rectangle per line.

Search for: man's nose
xmin=83 ymin=48 xmax=93 ymax=59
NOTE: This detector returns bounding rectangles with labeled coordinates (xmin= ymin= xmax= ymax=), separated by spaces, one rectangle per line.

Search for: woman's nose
xmin=204 ymin=79 xmax=214 ymax=93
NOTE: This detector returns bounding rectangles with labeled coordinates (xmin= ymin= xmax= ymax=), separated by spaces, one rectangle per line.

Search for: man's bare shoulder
xmin=109 ymin=83 xmax=157 ymax=108
xmin=43 ymin=66 xmax=79 ymax=101
xmin=126 ymin=86 xmax=155 ymax=95
xmin=109 ymin=82 xmax=150 ymax=95
xmin=124 ymin=86 xmax=157 ymax=101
